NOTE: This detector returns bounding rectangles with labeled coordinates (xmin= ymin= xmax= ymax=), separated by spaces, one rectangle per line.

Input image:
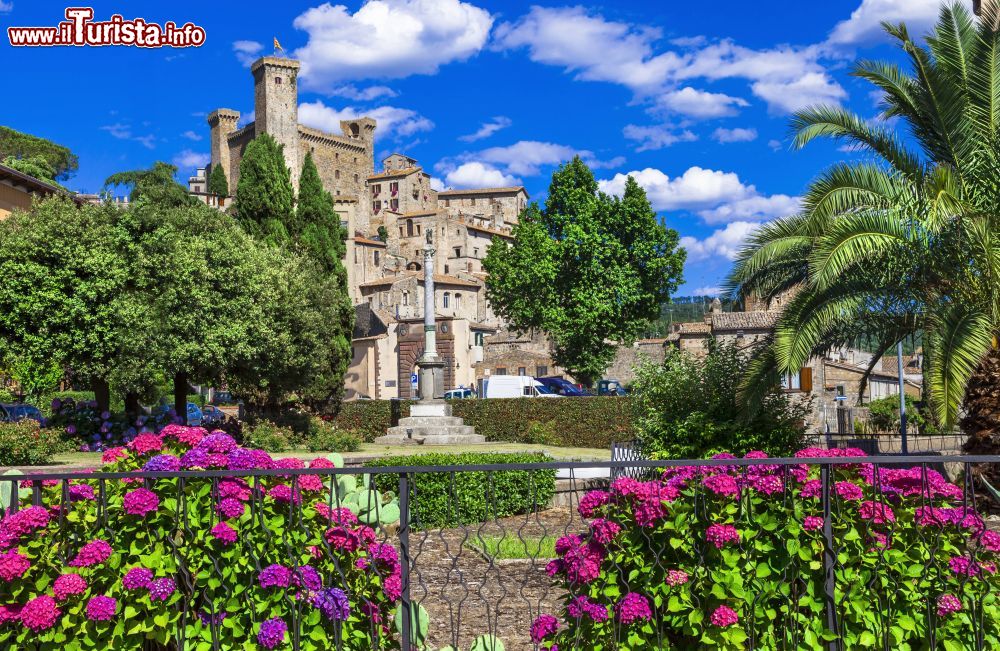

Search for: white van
xmin=484 ymin=375 xmax=562 ymax=399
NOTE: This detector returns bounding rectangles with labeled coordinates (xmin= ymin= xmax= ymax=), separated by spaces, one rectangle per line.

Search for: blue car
xmin=536 ymin=377 xmax=588 ymax=397
xmin=152 ymin=401 xmax=203 ymax=427
xmin=0 ymin=403 xmax=45 ymax=424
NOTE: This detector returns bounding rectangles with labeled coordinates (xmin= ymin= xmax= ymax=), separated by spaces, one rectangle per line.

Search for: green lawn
xmin=44 ymin=441 xmax=608 ymax=469
xmin=467 ymin=533 xmax=558 ymax=560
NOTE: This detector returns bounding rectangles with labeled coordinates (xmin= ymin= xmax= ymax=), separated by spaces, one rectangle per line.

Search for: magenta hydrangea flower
xmin=128 ymin=433 xmax=164 ymax=455
xmin=122 ymin=567 xmax=154 ymax=590
xmin=615 ymin=593 xmax=652 ymax=624
xmin=0 ymin=505 xmax=50 ymax=549
xmin=982 ymin=530 xmax=1000 ymax=553
xmin=123 ymin=488 xmax=160 ymax=517
xmin=69 ymin=539 xmax=112 ymax=568
xmin=858 ymin=501 xmax=895 ymax=525
xmin=750 ymin=474 xmax=783 ymax=495
xmin=631 ymin=481 xmax=678 ymax=527
xmin=530 ymin=614 xmax=559 ymax=643
xmin=314 ymin=504 xmax=358 ymax=525
xmin=217 ymin=498 xmax=245 ymax=520
xmin=557 ymin=536 xmax=604 ymax=585
xmin=161 ymin=424 xmax=207 ymax=448
xmin=710 ymin=605 xmax=740 ymax=627
xmin=666 ymin=569 xmax=689 ymax=586
xmin=949 ymin=556 xmax=994 ymax=577
xmin=706 ymin=524 xmax=740 ymax=549
xmin=834 ymin=481 xmax=863 ymax=501
xmin=292 ymin=565 xmax=322 ymax=592
xmin=590 ymin=518 xmax=621 ymax=545
xmin=578 ymin=490 xmax=611 ymax=518
xmin=268 ymin=484 xmax=300 ymax=504
xmin=258 ymin=617 xmax=287 ymax=649
xmin=196 ymin=432 xmax=238 ymax=454
xmin=86 ymin=595 xmax=117 ymax=622
xmin=383 ymin=573 xmax=402 ymax=601
xmin=799 ymin=480 xmax=822 ymax=499
xmin=0 ymin=604 xmax=21 ymax=625
xmin=149 ymin=577 xmax=176 ymax=602
xmin=259 ymin=564 xmax=292 ymax=589
xmin=937 ymin=594 xmax=961 ymax=617
xmin=803 ymin=516 xmax=824 ymax=531
xmin=53 ymin=573 xmax=87 ymax=601
xmin=703 ymin=474 xmax=740 ymax=497
xmin=0 ymin=551 xmax=30 ymax=581
xmin=210 ymin=522 xmax=238 ymax=546
xmin=567 ymin=596 xmax=610 ymax=622
xmin=68 ymin=484 xmax=96 ymax=502
xmin=20 ymin=595 xmax=59 ymax=632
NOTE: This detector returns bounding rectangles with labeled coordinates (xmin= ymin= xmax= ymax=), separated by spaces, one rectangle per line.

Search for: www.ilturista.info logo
xmin=7 ymin=7 xmax=206 ymax=48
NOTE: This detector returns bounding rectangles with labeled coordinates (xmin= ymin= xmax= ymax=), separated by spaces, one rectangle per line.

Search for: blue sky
xmin=1 ymin=0 xmax=955 ymax=294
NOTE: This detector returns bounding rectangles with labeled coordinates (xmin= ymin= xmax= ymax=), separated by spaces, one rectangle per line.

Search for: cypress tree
xmin=207 ymin=163 xmax=229 ymax=197
xmin=297 ymin=151 xmax=346 ymax=273
xmin=234 ymin=133 xmax=295 ymax=244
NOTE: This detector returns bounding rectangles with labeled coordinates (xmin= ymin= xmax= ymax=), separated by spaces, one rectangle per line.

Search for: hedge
xmin=334 ymin=397 xmax=633 ymax=449
xmin=0 ymin=420 xmax=62 ymax=465
xmin=366 ymin=452 xmax=556 ymax=528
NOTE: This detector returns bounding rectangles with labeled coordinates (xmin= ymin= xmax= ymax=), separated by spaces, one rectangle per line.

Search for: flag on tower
xmin=273 ymin=37 xmax=283 ymax=52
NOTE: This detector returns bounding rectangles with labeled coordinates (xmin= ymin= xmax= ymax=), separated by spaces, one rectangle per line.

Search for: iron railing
xmin=2 ymin=455 xmax=999 ymax=650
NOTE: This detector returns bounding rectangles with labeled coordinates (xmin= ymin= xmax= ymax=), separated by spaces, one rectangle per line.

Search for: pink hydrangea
xmin=314 ymin=504 xmax=358 ymax=525
xmin=567 ymin=595 xmax=609 ymax=622
xmin=69 ymin=484 xmax=95 ymax=501
xmin=610 ymin=477 xmax=641 ymax=498
xmin=149 ymin=577 xmax=176 ymax=602
xmin=123 ymin=488 xmax=160 ymax=517
xmin=710 ymin=605 xmax=739 ymax=627
xmin=557 ymin=536 xmax=604 ymax=585
xmin=615 ymin=593 xmax=652 ymax=624
xmin=799 ymin=480 xmax=822 ymax=499
xmin=127 ymin=433 xmax=163 ymax=455
xmin=53 ymin=573 xmax=87 ymax=600
xmin=383 ymin=573 xmax=402 ymax=601
xmin=803 ymin=516 xmax=824 ymax=531
xmin=0 ymin=505 xmax=50 ymax=549
xmin=578 ymin=490 xmax=611 ymax=518
xmin=268 ymin=484 xmax=300 ymax=504
xmin=86 ymin=595 xmax=117 ymax=622
xmin=632 ymin=481 xmax=678 ymax=527
xmin=834 ymin=482 xmax=863 ymax=501
xmin=0 ymin=551 xmax=30 ymax=581
xmin=20 ymin=595 xmax=59 ymax=632
xmin=0 ymin=604 xmax=21 ymax=625
xmin=299 ymin=475 xmax=324 ymax=492
xmin=217 ymin=498 xmax=245 ymax=520
xmin=325 ymin=527 xmax=362 ymax=553
xmin=858 ymin=501 xmax=895 ymax=525
xmin=161 ymin=424 xmax=207 ymax=448
xmin=122 ymin=567 xmax=153 ymax=590
xmin=530 ymin=614 xmax=559 ymax=642
xmin=590 ymin=518 xmax=621 ymax=545
xmin=210 ymin=522 xmax=238 ymax=546
xmin=309 ymin=458 xmax=336 ymax=469
xmin=936 ymin=594 xmax=961 ymax=617
xmin=949 ymin=556 xmax=995 ymax=577
xmin=706 ymin=524 xmax=740 ymax=549
xmin=981 ymin=530 xmax=1000 ymax=553
xmin=68 ymin=539 xmax=112 ymax=568
xmin=101 ymin=447 xmax=129 ymax=464
xmin=665 ymin=569 xmax=689 ymax=586
xmin=703 ymin=474 xmax=740 ymax=497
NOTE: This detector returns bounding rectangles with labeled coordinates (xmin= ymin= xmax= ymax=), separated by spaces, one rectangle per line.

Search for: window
xmin=496 ymin=367 xmax=507 ymax=376
xmin=402 ymin=291 xmax=409 ymax=306
xmin=518 ymin=367 xmax=526 ymax=376
xmin=193 ymin=185 xmax=201 ymax=192
xmin=455 ymin=293 xmax=462 ymax=309
xmin=445 ymin=199 xmax=450 ymax=207
xmin=373 ymin=200 xmax=381 ymax=213
xmin=406 ymin=219 xmax=414 ymax=237
xmin=454 ymin=247 xmax=462 ymax=257
xmin=275 ymin=76 xmax=282 ymax=85
xmin=473 ymin=247 xmax=479 ymax=257
xmin=417 ymin=225 xmax=421 ymax=235
xmin=335 ymin=170 xmax=340 ymax=179
xmin=390 ymin=181 xmax=398 ymax=194
xmin=536 ymin=366 xmax=548 ymax=377
xmin=522 ymin=386 xmax=532 ymax=397
xmin=443 ymin=292 xmax=450 ymax=308
xmin=390 ymin=198 xmax=399 ymax=212
xmin=444 ymin=265 xmax=449 ymax=274
xmin=474 ymin=332 xmax=484 ymax=346
xmin=373 ymin=251 xmax=380 ymax=266
xmin=781 ymin=368 xmax=813 ymax=393
xmin=371 ymin=183 xmax=380 ymax=195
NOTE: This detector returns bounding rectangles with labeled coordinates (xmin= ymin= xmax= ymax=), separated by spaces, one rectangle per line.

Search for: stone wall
xmin=605 ymin=341 xmax=667 ymax=385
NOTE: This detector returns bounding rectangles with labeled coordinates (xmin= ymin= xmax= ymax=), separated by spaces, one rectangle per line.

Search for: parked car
xmin=484 ymin=375 xmax=561 ymax=399
xmin=210 ymin=391 xmax=236 ymax=405
xmin=597 ymin=379 xmax=627 ymax=397
xmin=152 ymin=401 xmax=203 ymax=426
xmin=200 ymin=404 xmax=226 ymax=427
xmin=0 ymin=403 xmax=44 ymax=424
xmin=444 ymin=387 xmax=476 ymax=399
xmin=536 ymin=376 xmax=588 ymax=397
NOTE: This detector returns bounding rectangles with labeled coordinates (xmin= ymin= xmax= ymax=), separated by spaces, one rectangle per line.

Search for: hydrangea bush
xmin=535 ymin=448 xmax=1000 ymax=650
xmin=0 ymin=425 xmax=403 ymax=649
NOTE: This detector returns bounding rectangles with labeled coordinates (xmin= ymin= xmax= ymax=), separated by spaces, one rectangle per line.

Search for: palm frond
xmin=853 ymin=59 xmax=921 ymax=123
xmin=809 ymin=212 xmax=912 ymax=291
xmin=802 ymin=163 xmax=909 ymax=222
xmin=723 ymin=215 xmax=812 ymax=302
xmin=771 ymin=284 xmax=870 ymax=372
xmin=969 ymin=0 xmax=1000 ymax=138
xmin=924 ymin=302 xmax=994 ymax=427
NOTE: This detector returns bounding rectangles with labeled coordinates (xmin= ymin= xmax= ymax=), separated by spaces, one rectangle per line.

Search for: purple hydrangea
xmin=259 ymin=564 xmax=292 ymax=589
xmin=149 ymin=577 xmax=176 ymax=602
xmin=258 ymin=617 xmax=287 ymax=649
xmin=85 ymin=596 xmax=117 ymax=622
xmin=143 ymin=454 xmax=181 ymax=473
xmin=530 ymin=614 xmax=559 ymax=643
xmin=180 ymin=448 xmax=210 ymax=469
xmin=313 ymin=587 xmax=350 ymax=621
xmin=196 ymin=433 xmax=238 ymax=454
xmin=210 ymin=522 xmax=238 ymax=546
xmin=122 ymin=567 xmax=154 ymax=590
xmin=615 ymin=593 xmax=652 ymax=624
xmin=292 ymin=565 xmax=322 ymax=592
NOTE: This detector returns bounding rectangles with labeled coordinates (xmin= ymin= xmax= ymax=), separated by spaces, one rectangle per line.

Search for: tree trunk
xmin=124 ymin=392 xmax=141 ymax=426
xmin=92 ymin=378 xmax=111 ymax=415
xmin=174 ymin=372 xmax=189 ymax=426
xmin=961 ymin=345 xmax=1000 ymax=452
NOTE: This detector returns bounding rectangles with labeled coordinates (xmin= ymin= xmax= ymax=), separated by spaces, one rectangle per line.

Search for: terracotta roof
xmin=710 ymin=311 xmax=779 ymax=332
xmin=0 ymin=163 xmax=84 ymax=204
xmin=637 ymin=338 xmax=667 ymax=345
xmin=353 ymin=235 xmax=386 ymax=247
xmin=673 ymin=322 xmax=712 ymax=334
xmin=367 ymin=167 xmax=421 ymax=181
xmin=438 ymin=186 xmax=527 ymax=197
xmin=399 ymin=209 xmax=439 ymax=217
xmin=465 ymin=223 xmax=514 ymax=239
xmin=358 ymin=272 xmax=482 ymax=289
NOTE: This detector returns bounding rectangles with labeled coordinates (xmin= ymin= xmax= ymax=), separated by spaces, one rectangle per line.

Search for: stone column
xmin=417 ymin=232 xmax=445 ymax=400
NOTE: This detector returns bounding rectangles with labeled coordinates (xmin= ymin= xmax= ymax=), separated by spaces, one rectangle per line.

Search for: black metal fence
xmin=2 ymin=455 xmax=999 ymax=650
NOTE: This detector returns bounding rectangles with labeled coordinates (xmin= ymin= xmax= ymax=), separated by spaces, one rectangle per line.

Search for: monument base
xmin=374 ymin=400 xmax=486 ymax=445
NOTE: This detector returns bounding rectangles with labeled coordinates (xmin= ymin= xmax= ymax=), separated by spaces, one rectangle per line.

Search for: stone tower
xmin=207 ymin=109 xmax=239 ymax=191
xmin=252 ymin=56 xmax=302 ymax=189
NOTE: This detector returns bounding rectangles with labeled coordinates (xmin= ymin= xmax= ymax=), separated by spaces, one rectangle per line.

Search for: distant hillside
xmin=642 ymin=296 xmax=737 ymax=338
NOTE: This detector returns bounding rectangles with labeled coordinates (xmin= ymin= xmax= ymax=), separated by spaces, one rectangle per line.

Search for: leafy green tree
xmin=207 ymin=163 xmax=229 ymax=197
xmin=235 ymin=133 xmax=295 ymax=244
xmin=0 ymin=126 xmax=78 ymax=180
xmin=725 ymin=3 xmax=1000 ymax=435
xmin=484 ymin=157 xmax=685 ymax=384
xmin=104 ymin=162 xmax=196 ymax=208
xmin=2 ymin=155 xmax=61 ymax=187
xmin=297 ymin=152 xmax=346 ymax=273
xmin=2 ymin=355 xmax=63 ymax=404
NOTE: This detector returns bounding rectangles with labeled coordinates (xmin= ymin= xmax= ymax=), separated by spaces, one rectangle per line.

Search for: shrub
xmin=244 ymin=420 xmax=294 ymax=452
xmin=523 ymin=420 xmax=556 ymax=445
xmin=307 ymin=420 xmax=361 ymax=453
xmin=0 ymin=425 xmax=400 ymax=649
xmin=334 ymin=398 xmax=632 ymax=449
xmin=632 ymin=341 xmax=809 ymax=459
xmin=0 ymin=421 xmax=61 ymax=465
xmin=367 ymin=453 xmax=556 ymax=528
xmin=45 ymin=396 xmax=135 ymax=452
xmin=865 ymin=395 xmax=931 ymax=434
xmin=534 ymin=448 xmax=1000 ymax=650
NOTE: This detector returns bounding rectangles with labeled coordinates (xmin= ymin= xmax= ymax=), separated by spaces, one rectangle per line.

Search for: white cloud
xmin=657 ymin=87 xmax=748 ymax=118
xmin=233 ymin=40 xmax=263 ymax=67
xmin=0 ymin=2 xmax=13 ymax=13
xmin=712 ymin=127 xmax=758 ymax=143
xmin=752 ymin=71 xmax=848 ymax=114
xmin=768 ymin=139 xmax=783 ymax=151
xmin=444 ymin=162 xmax=519 ymax=189
xmin=328 ymin=84 xmax=398 ymax=101
xmin=827 ymin=0 xmax=942 ymax=47
xmin=100 ymin=123 xmax=156 ymax=149
xmin=298 ymin=100 xmax=434 ymax=140
xmin=681 ymin=221 xmax=760 ymax=261
xmin=598 ymin=167 xmax=800 ymax=224
xmin=441 ymin=140 xmax=623 ymax=178
xmin=459 ymin=116 xmax=512 ymax=142
xmin=172 ymin=150 xmax=210 ymax=171
xmin=623 ymin=125 xmax=698 ymax=152
xmin=430 ymin=176 xmax=446 ymax=191
xmin=293 ymin=0 xmax=493 ymax=89
xmin=182 ymin=130 xmax=203 ymax=142
xmin=690 ymin=286 xmax=721 ymax=297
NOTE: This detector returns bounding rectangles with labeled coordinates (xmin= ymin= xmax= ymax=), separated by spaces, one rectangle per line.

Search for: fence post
xmin=820 ymin=464 xmax=840 ymax=650
xmin=398 ymin=472 xmax=413 ymax=649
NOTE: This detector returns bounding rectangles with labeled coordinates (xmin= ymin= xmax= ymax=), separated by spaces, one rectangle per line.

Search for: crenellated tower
xmin=252 ymin=56 xmax=301 ymax=189
xmin=207 ymin=109 xmax=239 ymax=192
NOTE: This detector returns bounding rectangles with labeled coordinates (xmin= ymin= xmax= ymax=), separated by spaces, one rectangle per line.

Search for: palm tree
xmin=725 ymin=1 xmax=1000 ymax=441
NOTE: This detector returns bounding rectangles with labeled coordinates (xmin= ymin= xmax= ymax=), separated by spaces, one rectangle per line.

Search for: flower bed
xmin=533 ymin=449 xmax=1000 ymax=649
xmin=0 ymin=425 xmax=403 ymax=649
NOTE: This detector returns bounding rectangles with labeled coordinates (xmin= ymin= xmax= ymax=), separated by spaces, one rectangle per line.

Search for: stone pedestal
xmin=375 ymin=400 xmax=485 ymax=445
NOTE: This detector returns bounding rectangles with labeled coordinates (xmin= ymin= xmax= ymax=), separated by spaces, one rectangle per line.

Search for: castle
xmin=191 ymin=55 xmax=559 ymax=399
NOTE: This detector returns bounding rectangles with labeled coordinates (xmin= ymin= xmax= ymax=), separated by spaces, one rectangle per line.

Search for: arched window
xmin=443 ymin=292 xmax=450 ymax=308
